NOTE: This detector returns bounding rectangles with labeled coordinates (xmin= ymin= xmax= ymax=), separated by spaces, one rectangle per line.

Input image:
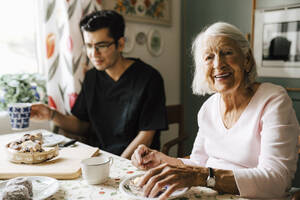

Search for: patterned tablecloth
xmin=0 ymin=131 xmax=247 ymax=200
xmin=47 ymin=151 xmax=246 ymax=200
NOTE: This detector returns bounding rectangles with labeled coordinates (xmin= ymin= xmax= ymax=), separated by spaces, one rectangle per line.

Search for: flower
xmin=144 ymin=0 xmax=151 ymax=8
xmin=130 ymin=0 xmax=137 ymax=5
xmin=68 ymin=93 xmax=78 ymax=110
xmin=48 ymin=96 xmax=57 ymax=109
xmin=46 ymin=33 xmax=55 ymax=59
xmin=67 ymin=36 xmax=73 ymax=52
xmin=115 ymin=0 xmax=126 ymax=12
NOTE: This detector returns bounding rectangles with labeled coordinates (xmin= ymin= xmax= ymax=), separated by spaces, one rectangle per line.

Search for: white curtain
xmin=35 ymin=0 xmax=102 ymax=115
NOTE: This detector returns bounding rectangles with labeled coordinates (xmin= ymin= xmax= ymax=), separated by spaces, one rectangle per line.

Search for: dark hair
xmin=80 ymin=10 xmax=125 ymax=42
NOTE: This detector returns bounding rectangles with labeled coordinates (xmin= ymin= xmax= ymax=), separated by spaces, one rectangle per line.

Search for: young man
xmin=31 ymin=10 xmax=168 ymax=158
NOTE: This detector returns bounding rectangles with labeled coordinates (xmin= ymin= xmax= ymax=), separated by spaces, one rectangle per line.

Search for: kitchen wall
xmin=124 ymin=0 xmax=182 ymax=156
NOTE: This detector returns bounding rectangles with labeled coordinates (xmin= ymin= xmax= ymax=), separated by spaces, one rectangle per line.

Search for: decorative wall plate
xmin=123 ymin=27 xmax=135 ymax=54
xmin=147 ymin=29 xmax=164 ymax=57
xmin=136 ymin=32 xmax=147 ymax=45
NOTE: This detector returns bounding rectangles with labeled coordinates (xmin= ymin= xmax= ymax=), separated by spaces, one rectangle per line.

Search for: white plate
xmin=0 ymin=176 xmax=59 ymax=200
xmin=42 ymin=133 xmax=65 ymax=147
xmin=119 ymin=174 xmax=189 ymax=200
xmin=9 ymin=129 xmax=66 ymax=147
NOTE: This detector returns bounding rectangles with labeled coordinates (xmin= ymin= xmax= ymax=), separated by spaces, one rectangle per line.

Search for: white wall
xmin=124 ymin=0 xmax=181 ymax=156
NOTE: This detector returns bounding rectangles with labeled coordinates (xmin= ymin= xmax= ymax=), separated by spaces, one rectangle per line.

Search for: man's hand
xmin=30 ymin=103 xmax=53 ymax=121
xmin=31 ymin=103 xmax=90 ymax=136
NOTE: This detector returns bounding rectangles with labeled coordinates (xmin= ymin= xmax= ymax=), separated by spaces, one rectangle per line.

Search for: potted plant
xmin=0 ymin=73 xmax=47 ymax=111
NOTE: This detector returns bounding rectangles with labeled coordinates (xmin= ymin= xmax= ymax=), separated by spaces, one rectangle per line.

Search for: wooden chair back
xmin=162 ymin=104 xmax=188 ymax=157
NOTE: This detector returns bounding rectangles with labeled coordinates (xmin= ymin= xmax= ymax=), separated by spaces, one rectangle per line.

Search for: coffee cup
xmin=81 ymin=155 xmax=113 ymax=185
xmin=8 ymin=103 xmax=31 ymax=130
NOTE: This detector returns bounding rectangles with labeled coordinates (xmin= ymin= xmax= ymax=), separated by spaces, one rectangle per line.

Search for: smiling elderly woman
xmin=131 ymin=22 xmax=300 ymax=200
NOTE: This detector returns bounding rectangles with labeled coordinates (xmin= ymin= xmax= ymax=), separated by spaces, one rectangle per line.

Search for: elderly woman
xmin=131 ymin=22 xmax=300 ymax=200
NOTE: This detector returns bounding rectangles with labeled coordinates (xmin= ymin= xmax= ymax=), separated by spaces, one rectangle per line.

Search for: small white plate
xmin=0 ymin=176 xmax=59 ymax=200
xmin=119 ymin=174 xmax=189 ymax=200
xmin=42 ymin=133 xmax=65 ymax=147
xmin=11 ymin=129 xmax=66 ymax=147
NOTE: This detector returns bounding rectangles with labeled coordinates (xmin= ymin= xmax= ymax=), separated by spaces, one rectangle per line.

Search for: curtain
xmin=35 ymin=0 xmax=102 ymax=137
xmin=35 ymin=0 xmax=102 ymax=117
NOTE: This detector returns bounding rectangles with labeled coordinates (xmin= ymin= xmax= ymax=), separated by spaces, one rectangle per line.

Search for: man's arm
xmin=31 ymin=103 xmax=89 ymax=136
xmin=121 ymin=130 xmax=155 ymax=159
xmin=51 ymin=109 xmax=90 ymax=136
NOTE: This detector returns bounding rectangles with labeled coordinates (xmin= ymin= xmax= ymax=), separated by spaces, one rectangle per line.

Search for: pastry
xmin=5 ymin=133 xmax=59 ymax=164
xmin=6 ymin=177 xmax=33 ymax=197
xmin=2 ymin=184 xmax=31 ymax=200
xmin=126 ymin=176 xmax=169 ymax=197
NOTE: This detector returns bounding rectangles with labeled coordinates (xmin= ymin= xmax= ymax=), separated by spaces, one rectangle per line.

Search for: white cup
xmin=81 ymin=155 xmax=113 ymax=185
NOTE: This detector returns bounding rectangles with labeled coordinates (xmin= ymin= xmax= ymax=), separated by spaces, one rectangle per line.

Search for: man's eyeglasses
xmin=85 ymin=41 xmax=115 ymax=54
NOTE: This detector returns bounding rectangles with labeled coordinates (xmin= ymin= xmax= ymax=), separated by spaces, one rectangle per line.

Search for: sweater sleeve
xmin=233 ymin=89 xmax=299 ymax=198
xmin=180 ymin=129 xmax=209 ymax=166
xmin=180 ymin=109 xmax=209 ymax=167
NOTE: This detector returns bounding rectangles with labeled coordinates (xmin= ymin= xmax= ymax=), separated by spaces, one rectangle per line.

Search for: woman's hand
xmin=137 ymin=163 xmax=204 ymax=200
xmin=30 ymin=103 xmax=53 ymax=121
xmin=131 ymin=144 xmax=162 ymax=170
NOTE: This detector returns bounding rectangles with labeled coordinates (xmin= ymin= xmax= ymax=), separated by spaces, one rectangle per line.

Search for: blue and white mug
xmin=8 ymin=103 xmax=31 ymax=130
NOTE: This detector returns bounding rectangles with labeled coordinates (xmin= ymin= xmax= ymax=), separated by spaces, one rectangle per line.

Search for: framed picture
xmin=253 ymin=6 xmax=300 ymax=77
xmin=102 ymin=0 xmax=171 ymax=26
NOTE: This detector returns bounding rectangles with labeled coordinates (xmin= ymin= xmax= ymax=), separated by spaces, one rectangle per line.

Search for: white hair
xmin=191 ymin=22 xmax=257 ymax=96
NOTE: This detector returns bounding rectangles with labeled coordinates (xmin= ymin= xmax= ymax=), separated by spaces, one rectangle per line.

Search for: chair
xmin=162 ymin=104 xmax=188 ymax=157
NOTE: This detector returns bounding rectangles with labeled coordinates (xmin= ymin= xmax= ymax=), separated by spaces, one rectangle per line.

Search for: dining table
xmin=0 ymin=130 xmax=249 ymax=200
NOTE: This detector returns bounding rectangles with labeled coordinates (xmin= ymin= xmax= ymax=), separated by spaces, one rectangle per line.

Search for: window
xmin=0 ymin=0 xmax=39 ymax=75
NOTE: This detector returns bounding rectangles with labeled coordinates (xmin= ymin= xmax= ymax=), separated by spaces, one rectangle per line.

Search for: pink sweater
xmin=181 ymin=83 xmax=299 ymax=198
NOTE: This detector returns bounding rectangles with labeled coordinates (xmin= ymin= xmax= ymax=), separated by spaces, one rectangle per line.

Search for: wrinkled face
xmin=201 ymin=36 xmax=249 ymax=94
xmin=83 ymin=28 xmax=123 ymax=71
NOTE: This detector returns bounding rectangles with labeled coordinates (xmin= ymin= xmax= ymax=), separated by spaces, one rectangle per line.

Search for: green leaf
xmin=68 ymin=0 xmax=77 ymax=19
xmin=45 ymin=0 xmax=56 ymax=23
xmin=48 ymin=55 xmax=60 ymax=81
xmin=82 ymin=1 xmax=92 ymax=17
xmin=58 ymin=84 xmax=66 ymax=104
xmin=58 ymin=25 xmax=65 ymax=40
xmin=63 ymin=54 xmax=72 ymax=75
xmin=73 ymin=54 xmax=82 ymax=74
xmin=110 ymin=192 xmax=118 ymax=196
xmin=123 ymin=184 xmax=131 ymax=192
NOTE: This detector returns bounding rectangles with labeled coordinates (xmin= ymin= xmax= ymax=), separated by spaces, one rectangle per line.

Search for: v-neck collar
xmin=217 ymin=84 xmax=263 ymax=132
xmin=102 ymin=59 xmax=138 ymax=83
